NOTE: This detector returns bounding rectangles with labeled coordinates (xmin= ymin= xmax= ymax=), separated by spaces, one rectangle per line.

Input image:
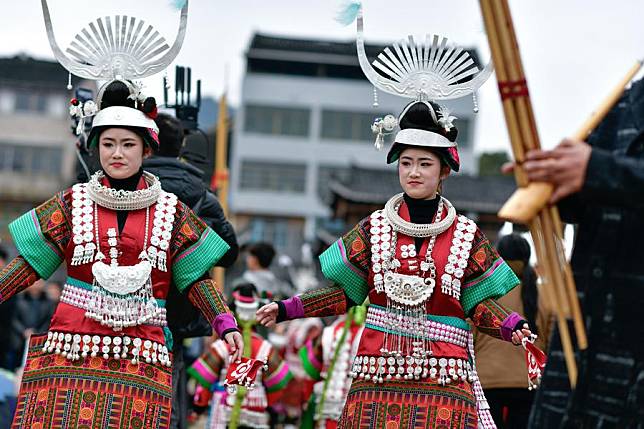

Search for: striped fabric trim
xmin=461 ymin=260 xmax=519 ymax=316
xmin=319 ymin=239 xmax=368 ymax=304
xmin=9 ymin=210 xmax=63 ymax=279
xmin=368 ymin=304 xmax=471 ymax=330
xmin=264 ymin=361 xmax=292 ymax=393
xmin=299 ymin=343 xmax=322 ymax=380
xmin=173 ymin=228 xmax=230 ymax=292
xmin=187 ymin=358 xmax=219 ymax=389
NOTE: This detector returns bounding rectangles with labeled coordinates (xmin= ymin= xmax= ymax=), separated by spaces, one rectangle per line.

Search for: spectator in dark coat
xmin=143 ymin=113 xmax=239 ymax=429
xmin=524 ymin=77 xmax=644 ymax=428
xmin=9 ymin=280 xmax=55 ymax=365
xmin=0 ymin=245 xmax=17 ymax=370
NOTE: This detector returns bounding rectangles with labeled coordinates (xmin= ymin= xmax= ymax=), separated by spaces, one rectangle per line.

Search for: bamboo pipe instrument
xmin=479 ymin=0 xmax=586 ymax=387
xmin=498 ymin=60 xmax=643 ymax=224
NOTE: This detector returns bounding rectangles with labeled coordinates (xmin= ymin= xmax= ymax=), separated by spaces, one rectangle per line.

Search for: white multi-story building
xmin=0 ymin=55 xmax=89 ymax=244
xmin=230 ymin=34 xmax=480 ymax=260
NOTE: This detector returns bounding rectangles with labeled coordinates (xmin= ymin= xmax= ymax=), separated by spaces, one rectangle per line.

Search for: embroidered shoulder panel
xmin=8 ymin=190 xmax=72 ymax=279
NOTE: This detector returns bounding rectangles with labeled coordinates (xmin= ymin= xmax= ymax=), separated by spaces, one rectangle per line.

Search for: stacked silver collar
xmin=384 ymin=193 xmax=456 ymax=237
xmin=86 ymin=171 xmax=162 ymax=211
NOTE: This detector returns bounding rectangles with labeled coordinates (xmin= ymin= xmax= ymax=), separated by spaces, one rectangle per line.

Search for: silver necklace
xmin=384 ymin=193 xmax=456 ymax=237
xmin=86 ymin=170 xmax=162 ymax=211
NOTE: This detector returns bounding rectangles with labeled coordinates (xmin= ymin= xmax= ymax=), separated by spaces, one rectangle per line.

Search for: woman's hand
xmin=511 ymin=323 xmax=534 ymax=345
xmin=224 ymin=331 xmax=244 ymax=363
xmin=256 ymin=302 xmax=279 ymax=328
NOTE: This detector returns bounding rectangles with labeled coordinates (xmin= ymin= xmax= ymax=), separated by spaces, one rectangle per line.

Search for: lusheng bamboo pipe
xmin=498 ymin=59 xmax=643 ymax=223
xmin=479 ymin=0 xmax=586 ymax=387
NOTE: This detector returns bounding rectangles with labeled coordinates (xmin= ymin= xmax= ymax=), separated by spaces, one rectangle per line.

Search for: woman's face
xmin=398 ymin=147 xmax=450 ymax=200
xmin=98 ymin=128 xmax=151 ymax=179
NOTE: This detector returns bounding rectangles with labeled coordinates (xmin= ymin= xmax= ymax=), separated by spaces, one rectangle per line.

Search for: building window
xmin=14 ymin=90 xmax=48 ymax=113
xmin=247 ymin=216 xmax=305 ymax=259
xmin=321 ymin=109 xmax=388 ymax=142
xmin=244 ymin=105 xmax=311 ymax=137
xmin=0 ymin=143 xmax=62 ymax=176
xmin=240 ymin=161 xmax=307 ymax=193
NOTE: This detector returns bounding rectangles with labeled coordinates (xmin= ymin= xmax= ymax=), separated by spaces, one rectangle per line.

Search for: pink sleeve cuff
xmin=500 ymin=312 xmax=524 ymax=342
xmin=282 ymin=296 xmax=304 ymax=320
xmin=213 ymin=313 xmax=238 ymax=338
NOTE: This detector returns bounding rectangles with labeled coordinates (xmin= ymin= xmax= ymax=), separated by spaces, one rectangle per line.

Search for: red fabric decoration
xmin=523 ymin=340 xmax=547 ymax=390
xmin=224 ymin=357 xmax=266 ymax=389
xmin=70 ymin=98 xmax=80 ymax=106
xmin=447 ymin=146 xmax=460 ymax=168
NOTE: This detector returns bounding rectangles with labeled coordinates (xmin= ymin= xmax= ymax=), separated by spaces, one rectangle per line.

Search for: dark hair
xmin=497 ymin=233 xmax=539 ymax=335
xmin=154 ymin=113 xmax=184 ymax=157
xmin=247 ymin=242 xmax=276 ymax=269
xmin=0 ymin=245 xmax=8 ymax=262
xmin=228 ymin=282 xmax=258 ymax=313
xmin=398 ymin=101 xmax=458 ymax=142
xmin=99 ymin=81 xmax=135 ymax=109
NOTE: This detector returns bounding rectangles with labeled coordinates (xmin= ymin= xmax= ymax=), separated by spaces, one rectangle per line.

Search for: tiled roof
xmin=0 ymin=55 xmax=68 ymax=89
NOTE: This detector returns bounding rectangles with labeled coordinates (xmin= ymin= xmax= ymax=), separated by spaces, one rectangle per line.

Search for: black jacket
xmin=143 ymin=156 xmax=239 ymax=267
xmin=530 ymin=78 xmax=644 ymax=428
xmin=144 ymin=156 xmax=239 ymax=341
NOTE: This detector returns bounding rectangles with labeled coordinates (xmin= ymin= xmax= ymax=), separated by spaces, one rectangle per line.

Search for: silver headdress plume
xmin=354 ymin=3 xmax=492 ymax=111
xmin=41 ymin=0 xmax=189 ymax=81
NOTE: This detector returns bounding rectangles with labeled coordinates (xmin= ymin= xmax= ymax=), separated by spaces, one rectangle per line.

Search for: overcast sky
xmin=1 ymin=0 xmax=642 ymax=154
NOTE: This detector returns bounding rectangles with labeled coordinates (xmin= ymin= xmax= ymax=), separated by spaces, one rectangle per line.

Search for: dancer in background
xmin=189 ymin=283 xmax=292 ymax=429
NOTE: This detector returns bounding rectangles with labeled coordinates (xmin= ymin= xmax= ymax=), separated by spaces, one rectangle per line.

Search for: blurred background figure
xmin=234 ymin=242 xmax=292 ymax=298
xmin=474 ymin=233 xmax=554 ymax=429
xmin=8 ymin=280 xmax=56 ymax=370
xmin=298 ymin=306 xmax=365 ymax=429
xmin=188 ymin=283 xmax=292 ymax=429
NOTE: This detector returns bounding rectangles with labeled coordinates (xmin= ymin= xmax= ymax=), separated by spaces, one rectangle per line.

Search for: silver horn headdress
xmin=41 ymin=0 xmax=189 ymax=138
xmin=355 ymin=3 xmax=492 ymax=111
xmin=41 ymin=0 xmax=188 ymax=81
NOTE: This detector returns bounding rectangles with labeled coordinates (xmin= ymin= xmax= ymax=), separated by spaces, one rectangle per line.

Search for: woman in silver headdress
xmin=0 ymin=78 xmax=243 ymax=428
xmin=255 ymin=5 xmax=537 ymax=428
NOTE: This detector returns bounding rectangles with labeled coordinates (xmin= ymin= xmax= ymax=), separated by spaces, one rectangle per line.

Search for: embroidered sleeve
xmin=301 ymin=285 xmax=349 ymax=318
xmin=471 ymin=298 xmax=525 ymax=342
xmin=171 ymin=201 xmax=230 ymax=293
xmin=299 ymin=337 xmax=323 ymax=381
xmin=188 ymin=339 xmax=227 ymax=389
xmin=319 ymin=217 xmax=371 ymax=305
xmin=460 ymin=228 xmax=519 ymax=316
xmin=8 ymin=190 xmax=72 ymax=279
xmin=187 ymin=279 xmax=238 ymax=337
xmin=0 ymin=256 xmax=40 ymax=304
xmin=264 ymin=347 xmax=293 ymax=396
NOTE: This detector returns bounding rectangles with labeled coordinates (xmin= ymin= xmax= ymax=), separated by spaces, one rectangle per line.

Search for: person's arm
xmin=199 ymin=191 xmax=239 ymax=268
xmin=525 ymin=139 xmax=644 ymax=209
xmin=470 ymin=298 xmax=529 ymax=343
xmin=257 ymin=217 xmax=372 ymax=327
xmin=461 ymin=228 xmax=531 ymax=343
xmin=0 ymin=257 xmax=39 ymax=305
xmin=171 ymin=201 xmax=242 ymax=360
xmin=578 ymin=147 xmax=644 ymax=207
xmin=1 ymin=191 xmax=71 ymax=304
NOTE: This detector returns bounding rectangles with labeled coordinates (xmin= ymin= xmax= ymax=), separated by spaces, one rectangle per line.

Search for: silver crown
xmin=356 ymin=5 xmax=492 ymax=110
xmin=41 ymin=0 xmax=189 ymax=81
